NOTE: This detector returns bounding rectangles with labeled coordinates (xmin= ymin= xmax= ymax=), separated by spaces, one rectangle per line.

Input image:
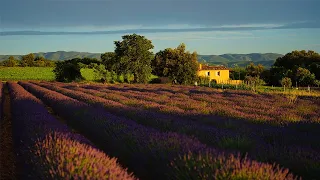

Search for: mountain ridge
xmin=0 ymin=51 xmax=283 ymax=68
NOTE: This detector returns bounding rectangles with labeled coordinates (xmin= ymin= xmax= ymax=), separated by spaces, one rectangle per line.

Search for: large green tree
xmin=114 ymin=34 xmax=154 ymax=83
xmin=152 ymin=43 xmax=198 ymax=84
xmin=21 ymin=53 xmax=35 ymax=67
xmin=296 ymin=67 xmax=316 ymax=86
xmin=100 ymin=52 xmax=117 ymax=72
xmin=53 ymin=58 xmax=100 ymax=82
xmin=4 ymin=56 xmax=17 ymax=67
xmin=270 ymin=50 xmax=320 ymax=86
xmin=274 ymin=50 xmax=320 ymax=70
xmin=34 ymin=56 xmax=46 ymax=67
xmin=245 ymin=63 xmax=264 ymax=77
xmin=230 ymin=65 xmax=246 ymax=80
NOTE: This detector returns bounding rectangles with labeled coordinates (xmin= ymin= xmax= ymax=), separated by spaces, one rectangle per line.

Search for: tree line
xmin=0 ymin=53 xmax=56 ymax=67
xmin=230 ymin=50 xmax=320 ymax=87
xmin=49 ymin=34 xmax=320 ymax=87
xmin=2 ymin=33 xmax=319 ymax=87
xmin=54 ymin=34 xmax=199 ymax=84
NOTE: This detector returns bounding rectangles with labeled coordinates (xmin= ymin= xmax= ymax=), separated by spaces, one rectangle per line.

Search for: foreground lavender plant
xmin=36 ymin=81 xmax=320 ymax=179
xmin=19 ymin=81 xmax=300 ymax=180
xmin=8 ymin=82 xmax=135 ymax=180
xmin=32 ymin=132 xmax=136 ymax=180
xmin=170 ymin=152 xmax=299 ymax=180
xmin=34 ymin=81 xmax=250 ymax=153
xmin=73 ymin=82 xmax=319 ymax=123
xmin=41 ymin=81 xmax=320 ymax=179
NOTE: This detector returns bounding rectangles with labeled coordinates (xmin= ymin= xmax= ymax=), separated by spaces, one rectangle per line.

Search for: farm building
xmin=197 ymin=64 xmax=242 ymax=84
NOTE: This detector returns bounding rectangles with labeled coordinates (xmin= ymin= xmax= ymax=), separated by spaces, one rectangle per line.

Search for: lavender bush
xmin=19 ymin=81 xmax=300 ymax=180
xmin=37 ymin=81 xmax=320 ymax=180
xmin=34 ymin=81 xmax=254 ymax=154
xmin=8 ymin=82 xmax=135 ymax=180
xmin=170 ymin=152 xmax=299 ymax=180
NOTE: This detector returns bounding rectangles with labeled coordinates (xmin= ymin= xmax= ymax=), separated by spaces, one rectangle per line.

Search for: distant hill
xmin=0 ymin=51 xmax=283 ymax=68
xmin=198 ymin=53 xmax=283 ymax=68
xmin=0 ymin=51 xmax=101 ymax=62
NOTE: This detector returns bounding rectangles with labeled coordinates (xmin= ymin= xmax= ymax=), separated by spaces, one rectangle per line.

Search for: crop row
xmin=34 ymin=81 xmax=252 ymax=151
xmin=34 ymin=81 xmax=320 ymax=179
xmin=7 ymin=82 xmax=135 ymax=179
xmin=52 ymin=81 xmax=320 ymax=124
xmin=109 ymin=84 xmax=319 ymax=123
xmin=38 ymin=81 xmax=320 ymax=150
xmin=57 ymin=82 xmax=320 ymax=145
xmin=20 ymin=81 xmax=298 ymax=180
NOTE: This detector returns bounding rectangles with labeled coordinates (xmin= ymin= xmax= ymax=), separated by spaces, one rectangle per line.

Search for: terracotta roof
xmin=199 ymin=64 xmax=230 ymax=70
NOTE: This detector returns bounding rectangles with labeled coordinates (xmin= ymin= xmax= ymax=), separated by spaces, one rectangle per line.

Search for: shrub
xmin=245 ymin=76 xmax=266 ymax=86
xmin=53 ymin=61 xmax=84 ymax=82
xmin=170 ymin=152 xmax=299 ymax=180
xmin=197 ymin=76 xmax=210 ymax=85
xmin=32 ymin=132 xmax=136 ymax=180
xmin=281 ymin=77 xmax=292 ymax=88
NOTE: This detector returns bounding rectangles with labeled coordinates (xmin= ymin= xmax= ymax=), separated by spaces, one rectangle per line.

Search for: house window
xmin=216 ymin=71 xmax=220 ymax=76
xmin=207 ymin=72 xmax=210 ymax=76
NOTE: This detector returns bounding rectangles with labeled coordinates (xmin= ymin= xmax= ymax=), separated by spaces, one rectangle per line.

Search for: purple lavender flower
xmin=19 ymin=81 xmax=303 ymax=180
xmin=8 ymin=82 xmax=136 ymax=180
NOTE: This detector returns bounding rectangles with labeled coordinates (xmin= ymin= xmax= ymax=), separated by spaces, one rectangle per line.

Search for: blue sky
xmin=0 ymin=0 xmax=320 ymax=55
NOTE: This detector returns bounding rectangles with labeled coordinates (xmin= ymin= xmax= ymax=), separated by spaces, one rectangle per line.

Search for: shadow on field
xmin=36 ymin=82 xmax=320 ymax=179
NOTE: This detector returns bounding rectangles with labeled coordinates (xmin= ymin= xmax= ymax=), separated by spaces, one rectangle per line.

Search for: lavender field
xmin=1 ymin=81 xmax=319 ymax=180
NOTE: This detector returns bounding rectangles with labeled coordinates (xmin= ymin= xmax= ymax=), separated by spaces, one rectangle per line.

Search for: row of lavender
xmin=34 ymin=81 xmax=320 ymax=179
xmin=45 ymin=81 xmax=320 ymax=137
xmin=101 ymin=84 xmax=320 ymax=122
xmin=61 ymin=82 xmax=320 ymax=148
xmin=54 ymin=82 xmax=320 ymax=123
xmin=34 ymin=81 xmax=250 ymax=151
xmin=20 ymin=81 xmax=299 ymax=180
xmin=50 ymin=81 xmax=320 ymax=137
xmin=7 ymin=82 xmax=135 ymax=179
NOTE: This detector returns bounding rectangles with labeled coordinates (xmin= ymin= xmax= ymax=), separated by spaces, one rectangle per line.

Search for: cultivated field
xmin=0 ymin=81 xmax=319 ymax=179
xmin=0 ymin=67 xmax=97 ymax=81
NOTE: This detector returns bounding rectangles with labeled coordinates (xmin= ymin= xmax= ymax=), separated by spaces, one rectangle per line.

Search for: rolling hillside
xmin=0 ymin=51 xmax=283 ymax=68
xmin=198 ymin=53 xmax=283 ymax=68
xmin=0 ymin=51 xmax=101 ymax=62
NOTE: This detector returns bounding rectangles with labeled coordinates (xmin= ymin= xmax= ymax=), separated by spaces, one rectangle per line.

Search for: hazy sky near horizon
xmin=0 ymin=0 xmax=320 ymax=55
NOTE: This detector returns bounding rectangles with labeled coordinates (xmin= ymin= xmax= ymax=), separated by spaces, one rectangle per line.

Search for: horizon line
xmin=1 ymin=25 xmax=319 ymax=36
xmin=0 ymin=50 xmax=285 ymax=56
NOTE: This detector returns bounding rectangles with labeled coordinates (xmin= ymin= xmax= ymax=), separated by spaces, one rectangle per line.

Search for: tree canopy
xmin=53 ymin=58 xmax=101 ymax=82
xmin=100 ymin=52 xmax=117 ymax=72
xmin=245 ymin=63 xmax=264 ymax=78
xmin=0 ymin=53 xmax=56 ymax=67
xmin=113 ymin=34 xmax=154 ymax=83
xmin=21 ymin=53 xmax=35 ymax=67
xmin=4 ymin=56 xmax=17 ymax=67
xmin=269 ymin=50 xmax=320 ymax=86
xmin=152 ymin=43 xmax=198 ymax=84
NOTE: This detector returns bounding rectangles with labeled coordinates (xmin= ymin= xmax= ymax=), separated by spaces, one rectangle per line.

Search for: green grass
xmin=0 ymin=67 xmax=55 ymax=81
xmin=80 ymin=68 xmax=98 ymax=81
xmin=0 ymin=67 xmax=158 ymax=82
xmin=257 ymin=86 xmax=320 ymax=97
xmin=0 ymin=67 xmax=95 ymax=81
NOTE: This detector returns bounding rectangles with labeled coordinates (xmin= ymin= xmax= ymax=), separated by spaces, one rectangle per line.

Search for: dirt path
xmin=0 ymin=84 xmax=16 ymax=180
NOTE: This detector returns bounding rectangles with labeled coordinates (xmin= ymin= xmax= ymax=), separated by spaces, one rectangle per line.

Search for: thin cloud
xmin=219 ymin=23 xmax=283 ymax=28
xmin=303 ymin=44 xmax=320 ymax=47
xmin=1 ymin=21 xmax=318 ymax=36
xmin=146 ymin=31 xmax=259 ymax=41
